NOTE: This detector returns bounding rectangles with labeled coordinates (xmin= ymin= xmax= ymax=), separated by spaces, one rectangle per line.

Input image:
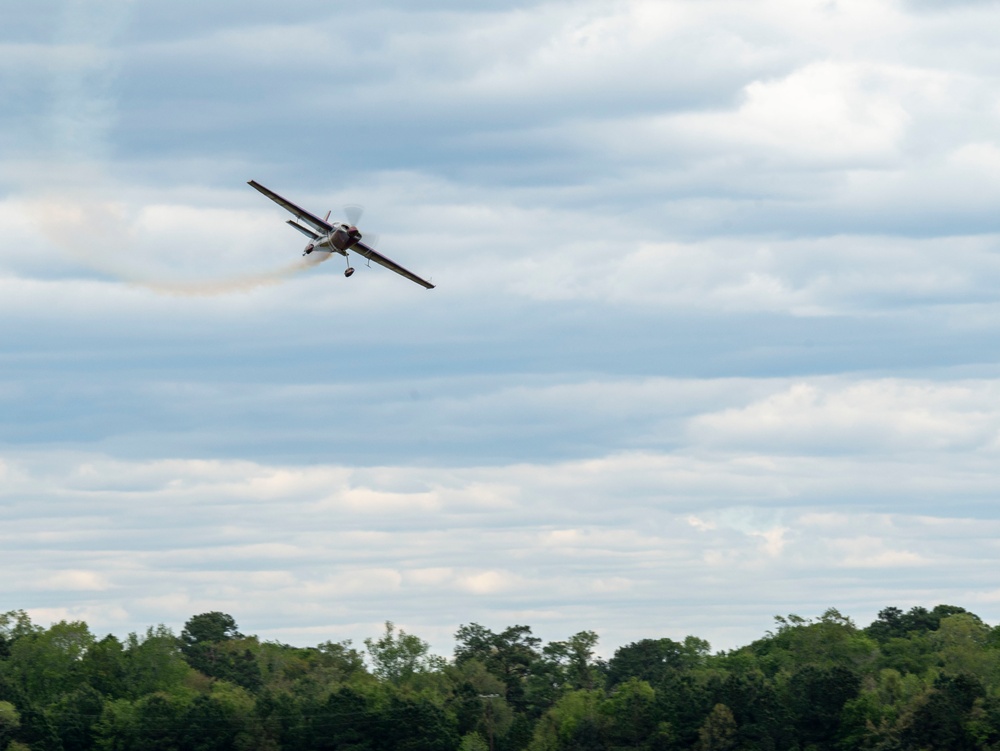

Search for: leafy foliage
xmin=2 ymin=605 xmax=1000 ymax=751
xmin=365 ymin=621 xmax=444 ymax=685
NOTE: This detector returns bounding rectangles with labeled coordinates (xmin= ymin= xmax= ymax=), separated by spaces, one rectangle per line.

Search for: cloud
xmin=905 ymin=0 xmax=1000 ymax=10
xmin=664 ymin=61 xmax=915 ymax=168
xmin=830 ymin=537 xmax=927 ymax=568
xmin=7 ymin=0 xmax=1000 ymax=658
xmin=4 ymin=446 xmax=1000 ymax=648
xmin=689 ymin=378 xmax=1000 ymax=453
xmin=8 ymin=365 xmax=1000 ymax=651
xmin=39 ymin=570 xmax=112 ymax=592
xmin=507 ymin=233 xmax=1000 ymax=314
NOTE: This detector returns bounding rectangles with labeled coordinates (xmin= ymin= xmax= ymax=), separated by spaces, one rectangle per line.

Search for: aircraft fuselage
xmin=305 ymin=225 xmax=361 ymax=255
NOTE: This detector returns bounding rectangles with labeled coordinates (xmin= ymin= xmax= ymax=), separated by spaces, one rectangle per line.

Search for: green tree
xmin=0 ymin=611 xmax=39 ymax=659
xmin=756 ymin=608 xmax=876 ymax=672
xmin=884 ymin=603 xmax=975 ymax=637
xmin=696 ymin=704 xmax=737 ymax=751
xmin=253 ymin=691 xmax=306 ymax=751
xmin=14 ymin=705 xmax=63 ymax=751
xmin=382 ymin=694 xmax=460 ymax=751
xmin=900 ymin=673 xmax=984 ymax=751
xmin=527 ymin=690 xmax=605 ymax=751
xmin=602 ymin=678 xmax=656 ymax=748
xmin=606 ymin=638 xmax=686 ymax=688
xmin=206 ymin=641 xmax=263 ymax=691
xmin=181 ymin=614 xmax=241 ymax=648
xmin=2 ymin=620 xmax=94 ymax=704
xmin=901 ymin=605 xmax=938 ymax=634
xmin=933 ymin=613 xmax=999 ymax=683
xmin=539 ymin=632 xmax=603 ymax=692
xmin=315 ymin=640 xmax=367 ymax=678
xmin=459 ymin=732 xmax=489 ymax=751
xmin=449 ymin=660 xmax=512 ymax=748
xmin=653 ymin=671 xmax=713 ymax=749
xmin=82 ymin=635 xmax=128 ymax=698
xmin=475 ymin=694 xmax=512 ymax=751
xmin=866 ymin=606 xmax=906 ymax=643
xmin=786 ymin=665 xmax=860 ymax=749
xmin=131 ymin=693 xmax=185 ymax=751
xmin=839 ymin=667 xmax=927 ymax=750
xmin=966 ymin=694 xmax=1000 ymax=751
xmin=50 ymin=685 xmax=105 ymax=751
xmin=454 ymin=624 xmax=541 ymax=710
xmin=0 ymin=700 xmax=20 ymax=750
xmin=179 ymin=614 xmax=261 ymax=691
xmin=180 ymin=695 xmax=241 ymax=751
xmin=93 ymin=698 xmax=140 ymax=751
xmin=309 ymin=685 xmax=376 ymax=751
xmin=251 ymin=639 xmax=367 ymax=699
xmin=123 ymin=627 xmax=191 ymax=698
xmin=365 ymin=622 xmax=443 ymax=685
xmin=709 ymin=669 xmax=789 ymax=750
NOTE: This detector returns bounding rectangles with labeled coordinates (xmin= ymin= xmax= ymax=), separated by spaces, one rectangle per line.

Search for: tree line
xmin=2 ymin=604 xmax=1000 ymax=751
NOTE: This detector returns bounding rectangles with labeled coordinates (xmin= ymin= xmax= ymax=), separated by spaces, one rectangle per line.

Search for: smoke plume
xmin=28 ymin=0 xmax=327 ymax=297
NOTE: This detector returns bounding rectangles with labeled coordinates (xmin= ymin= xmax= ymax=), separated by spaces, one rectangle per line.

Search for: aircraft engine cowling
xmin=330 ymin=228 xmax=360 ymax=251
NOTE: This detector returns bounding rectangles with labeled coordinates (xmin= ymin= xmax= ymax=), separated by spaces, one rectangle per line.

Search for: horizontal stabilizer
xmin=286 ymin=220 xmax=319 ymax=240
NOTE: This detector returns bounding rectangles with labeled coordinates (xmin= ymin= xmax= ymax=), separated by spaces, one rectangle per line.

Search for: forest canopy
xmin=2 ymin=604 xmax=999 ymax=751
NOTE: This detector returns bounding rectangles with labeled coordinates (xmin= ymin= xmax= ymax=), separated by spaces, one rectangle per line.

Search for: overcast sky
xmin=4 ymin=0 xmax=1000 ymax=656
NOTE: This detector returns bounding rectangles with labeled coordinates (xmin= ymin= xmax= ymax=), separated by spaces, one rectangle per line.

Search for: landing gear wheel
xmin=344 ymin=267 xmax=355 ymax=278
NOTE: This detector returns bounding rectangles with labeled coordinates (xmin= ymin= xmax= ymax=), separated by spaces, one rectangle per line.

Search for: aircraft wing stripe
xmin=352 ymin=241 xmax=435 ymax=289
xmin=248 ymin=180 xmax=333 ymax=234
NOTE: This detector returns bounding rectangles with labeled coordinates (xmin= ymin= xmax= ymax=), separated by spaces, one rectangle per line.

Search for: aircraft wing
xmin=248 ymin=180 xmax=333 ymax=235
xmin=352 ymin=240 xmax=435 ymax=289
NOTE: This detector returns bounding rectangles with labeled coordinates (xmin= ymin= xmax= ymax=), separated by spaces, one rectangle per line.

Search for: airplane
xmin=248 ymin=180 xmax=434 ymax=289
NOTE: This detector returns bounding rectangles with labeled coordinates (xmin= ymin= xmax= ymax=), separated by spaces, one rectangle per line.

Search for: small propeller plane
xmin=248 ymin=180 xmax=434 ymax=289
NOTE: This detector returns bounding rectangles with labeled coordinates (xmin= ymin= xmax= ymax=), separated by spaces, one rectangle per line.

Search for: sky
xmin=3 ymin=0 xmax=1000 ymax=657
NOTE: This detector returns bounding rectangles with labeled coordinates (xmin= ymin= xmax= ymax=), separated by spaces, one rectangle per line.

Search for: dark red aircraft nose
xmin=304 ymin=244 xmax=314 ymax=254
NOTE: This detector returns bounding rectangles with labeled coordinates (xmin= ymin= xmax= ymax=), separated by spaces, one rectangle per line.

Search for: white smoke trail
xmin=28 ymin=0 xmax=326 ymax=296
xmin=24 ymin=193 xmax=332 ymax=296
xmin=126 ymin=253 xmax=332 ymax=296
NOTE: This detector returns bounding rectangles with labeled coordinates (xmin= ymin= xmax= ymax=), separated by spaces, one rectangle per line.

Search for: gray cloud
xmin=5 ymin=435 xmax=1000 ymax=653
xmin=6 ymin=0 xmax=1000 ymax=653
xmin=905 ymin=0 xmax=1000 ymax=10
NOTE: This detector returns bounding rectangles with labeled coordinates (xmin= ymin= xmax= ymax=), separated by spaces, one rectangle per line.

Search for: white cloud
xmin=509 ymin=231 xmax=1000 ymax=314
xmin=830 ymin=536 xmax=928 ymax=568
xmin=689 ymin=378 xmax=1000 ymax=453
xmin=7 ymin=0 xmax=1000 ymax=657
xmin=39 ymin=570 xmax=112 ymax=591
xmin=664 ymin=61 xmax=916 ymax=168
xmin=7 ymin=368 xmax=1000 ymax=651
xmin=458 ymin=570 xmax=520 ymax=595
xmin=753 ymin=526 xmax=789 ymax=557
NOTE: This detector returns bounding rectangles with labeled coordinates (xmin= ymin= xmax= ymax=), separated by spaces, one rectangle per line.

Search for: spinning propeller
xmin=338 ymin=204 xmax=377 ymax=248
xmin=344 ymin=204 xmax=364 ymax=226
